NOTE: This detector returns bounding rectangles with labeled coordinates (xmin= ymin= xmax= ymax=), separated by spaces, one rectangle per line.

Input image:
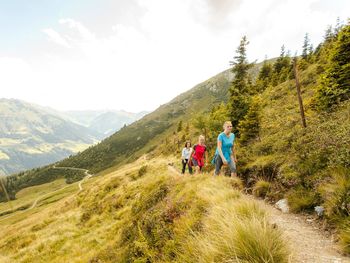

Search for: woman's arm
xmin=181 ymin=148 xmax=185 ymax=160
xmin=231 ymin=144 xmax=237 ymax=163
xmin=188 ymin=147 xmax=193 ymax=161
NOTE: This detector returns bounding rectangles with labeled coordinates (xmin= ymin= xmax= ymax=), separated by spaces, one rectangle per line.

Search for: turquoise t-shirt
xmin=215 ymin=132 xmax=235 ymax=163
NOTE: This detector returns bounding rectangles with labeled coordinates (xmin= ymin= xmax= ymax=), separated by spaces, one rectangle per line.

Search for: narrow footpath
xmin=0 ymin=166 xmax=92 ymax=222
xmin=167 ymin=163 xmax=350 ymax=263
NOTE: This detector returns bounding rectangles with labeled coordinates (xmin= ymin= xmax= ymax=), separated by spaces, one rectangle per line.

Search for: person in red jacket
xmin=190 ymin=135 xmax=208 ymax=174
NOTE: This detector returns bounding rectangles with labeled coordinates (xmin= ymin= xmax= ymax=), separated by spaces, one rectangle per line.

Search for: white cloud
xmin=59 ymin=18 xmax=95 ymax=41
xmin=42 ymin=28 xmax=71 ymax=48
xmin=1 ymin=0 xmax=349 ymax=112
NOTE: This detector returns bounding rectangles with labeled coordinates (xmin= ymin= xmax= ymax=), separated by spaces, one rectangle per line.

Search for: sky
xmin=0 ymin=0 xmax=349 ymax=113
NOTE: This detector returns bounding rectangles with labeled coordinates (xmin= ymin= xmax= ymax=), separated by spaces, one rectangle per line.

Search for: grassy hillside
xmin=0 ymin=158 xmax=290 ymax=263
xmin=0 ymin=68 xmax=230 ymax=201
xmin=1 ymin=21 xmax=349 ymax=257
xmin=0 ymin=99 xmax=100 ymax=175
xmin=0 ymin=60 xmax=271 ymax=201
xmin=57 ymin=69 xmax=234 ymax=173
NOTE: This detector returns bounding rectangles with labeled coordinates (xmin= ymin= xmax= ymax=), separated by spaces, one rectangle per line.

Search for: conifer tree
xmin=324 ymin=25 xmax=335 ymax=43
xmin=255 ymin=58 xmax=273 ymax=92
xmin=177 ymin=120 xmax=183 ymax=132
xmin=238 ymin=96 xmax=261 ymax=144
xmin=229 ymin=36 xmax=254 ymax=131
xmin=316 ymin=21 xmax=350 ymax=110
xmin=272 ymin=45 xmax=292 ymax=86
xmin=302 ymin=33 xmax=310 ymax=60
xmin=185 ymin=123 xmax=189 ymax=133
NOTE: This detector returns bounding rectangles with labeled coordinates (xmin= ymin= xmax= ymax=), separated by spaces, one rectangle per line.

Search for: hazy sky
xmin=0 ymin=0 xmax=348 ymax=112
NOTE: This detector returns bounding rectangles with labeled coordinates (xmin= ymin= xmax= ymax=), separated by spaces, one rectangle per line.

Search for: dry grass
xmin=253 ymin=179 xmax=271 ymax=198
xmin=0 ymin=158 xmax=290 ymax=262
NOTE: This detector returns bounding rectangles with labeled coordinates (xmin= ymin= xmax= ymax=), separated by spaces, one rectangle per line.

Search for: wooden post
xmin=293 ymin=57 xmax=307 ymax=128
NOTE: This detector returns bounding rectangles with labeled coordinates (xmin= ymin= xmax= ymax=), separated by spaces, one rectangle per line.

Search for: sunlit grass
xmin=0 ymin=158 xmax=290 ymax=262
xmin=0 ymin=179 xmax=68 ymax=215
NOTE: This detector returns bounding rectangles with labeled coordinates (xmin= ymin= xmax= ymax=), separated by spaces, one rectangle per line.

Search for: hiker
xmin=213 ymin=121 xmax=237 ymax=177
xmin=190 ymin=135 xmax=208 ymax=174
xmin=181 ymin=141 xmax=193 ymax=174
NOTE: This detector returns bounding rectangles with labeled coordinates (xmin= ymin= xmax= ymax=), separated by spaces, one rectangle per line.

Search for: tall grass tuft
xmin=319 ymin=167 xmax=350 ymax=218
xmin=286 ymin=187 xmax=318 ymax=212
xmin=253 ymin=180 xmax=271 ymax=198
xmin=178 ymin=200 xmax=290 ymax=263
xmin=230 ymin=176 xmax=244 ymax=190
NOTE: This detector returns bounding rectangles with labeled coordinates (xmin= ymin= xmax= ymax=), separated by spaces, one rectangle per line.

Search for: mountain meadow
xmin=0 ymin=20 xmax=349 ymax=262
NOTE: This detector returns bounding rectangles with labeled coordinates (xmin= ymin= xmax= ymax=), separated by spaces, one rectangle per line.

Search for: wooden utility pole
xmin=293 ymin=57 xmax=307 ymax=128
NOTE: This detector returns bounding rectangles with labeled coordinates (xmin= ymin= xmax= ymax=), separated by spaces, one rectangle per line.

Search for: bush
xmin=319 ymin=167 xmax=350 ymax=218
xmin=253 ymin=180 xmax=271 ymax=198
xmin=138 ymin=165 xmax=148 ymax=177
xmin=286 ymin=187 xmax=319 ymax=212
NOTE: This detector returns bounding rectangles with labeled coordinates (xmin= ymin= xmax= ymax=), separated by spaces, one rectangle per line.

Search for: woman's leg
xmin=214 ymin=155 xmax=223 ymax=176
xmin=192 ymin=159 xmax=200 ymax=174
xmin=188 ymin=162 xmax=193 ymax=174
xmin=229 ymin=161 xmax=237 ymax=177
xmin=181 ymin=159 xmax=187 ymax=174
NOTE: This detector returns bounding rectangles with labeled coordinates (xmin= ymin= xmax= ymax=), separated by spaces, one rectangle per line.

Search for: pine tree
xmin=185 ymin=123 xmax=189 ymax=133
xmin=255 ymin=58 xmax=273 ymax=92
xmin=324 ymin=25 xmax=335 ymax=43
xmin=272 ymin=45 xmax=292 ymax=86
xmin=302 ymin=33 xmax=310 ymax=60
xmin=177 ymin=120 xmax=183 ymax=132
xmin=334 ymin=17 xmax=342 ymax=35
xmin=238 ymin=96 xmax=261 ymax=144
xmin=229 ymin=36 xmax=254 ymax=131
xmin=316 ymin=21 xmax=350 ymax=110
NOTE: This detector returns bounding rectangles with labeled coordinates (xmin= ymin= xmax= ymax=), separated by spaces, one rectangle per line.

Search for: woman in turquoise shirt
xmin=213 ymin=121 xmax=237 ymax=177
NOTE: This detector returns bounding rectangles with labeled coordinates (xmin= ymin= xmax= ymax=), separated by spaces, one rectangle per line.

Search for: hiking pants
xmin=182 ymin=159 xmax=193 ymax=174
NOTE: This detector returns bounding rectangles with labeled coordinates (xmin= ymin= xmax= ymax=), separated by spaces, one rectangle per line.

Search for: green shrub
xmin=319 ymin=167 xmax=350 ymax=218
xmin=253 ymin=180 xmax=271 ymax=198
xmin=286 ymin=187 xmax=319 ymax=212
xmin=138 ymin=165 xmax=148 ymax=177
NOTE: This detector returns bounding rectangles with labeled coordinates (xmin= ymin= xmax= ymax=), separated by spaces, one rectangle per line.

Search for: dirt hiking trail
xmin=167 ymin=163 xmax=350 ymax=263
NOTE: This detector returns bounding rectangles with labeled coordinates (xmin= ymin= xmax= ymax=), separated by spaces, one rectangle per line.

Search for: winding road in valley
xmin=52 ymin=166 xmax=93 ymax=191
xmin=0 ymin=166 xmax=93 ymax=222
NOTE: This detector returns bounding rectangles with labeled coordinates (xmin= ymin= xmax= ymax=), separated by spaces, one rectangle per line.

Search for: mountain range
xmin=0 ymin=98 xmax=147 ymax=175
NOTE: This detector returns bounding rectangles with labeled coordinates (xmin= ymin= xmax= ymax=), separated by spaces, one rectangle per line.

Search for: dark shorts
xmin=214 ymin=155 xmax=236 ymax=175
xmin=191 ymin=158 xmax=203 ymax=170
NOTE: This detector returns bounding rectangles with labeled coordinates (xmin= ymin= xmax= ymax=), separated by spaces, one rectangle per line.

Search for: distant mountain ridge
xmin=0 ymin=99 xmax=147 ymax=175
xmin=64 ymin=109 xmax=149 ymax=136
xmin=0 ymin=99 xmax=101 ymax=175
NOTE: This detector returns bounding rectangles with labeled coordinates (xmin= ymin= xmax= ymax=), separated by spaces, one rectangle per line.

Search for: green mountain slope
xmin=0 ymin=99 xmax=101 ymax=175
xmin=57 ymin=69 xmax=235 ymax=172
